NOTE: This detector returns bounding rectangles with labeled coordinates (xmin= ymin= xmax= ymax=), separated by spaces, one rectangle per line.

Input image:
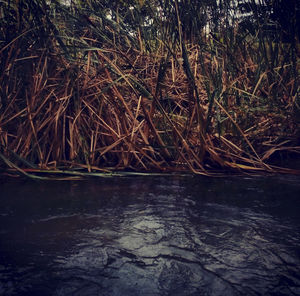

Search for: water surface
xmin=0 ymin=175 xmax=300 ymax=295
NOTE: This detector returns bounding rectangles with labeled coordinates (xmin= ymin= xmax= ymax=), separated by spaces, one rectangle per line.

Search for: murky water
xmin=0 ymin=175 xmax=300 ymax=295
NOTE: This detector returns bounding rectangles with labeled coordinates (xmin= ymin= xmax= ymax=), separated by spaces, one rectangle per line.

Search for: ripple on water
xmin=0 ymin=176 xmax=300 ymax=295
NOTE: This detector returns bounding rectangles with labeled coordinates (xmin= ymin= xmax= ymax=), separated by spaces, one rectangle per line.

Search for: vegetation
xmin=0 ymin=0 xmax=299 ymax=179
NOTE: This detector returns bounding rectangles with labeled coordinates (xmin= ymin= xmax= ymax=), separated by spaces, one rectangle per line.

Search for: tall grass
xmin=0 ymin=0 xmax=299 ymax=178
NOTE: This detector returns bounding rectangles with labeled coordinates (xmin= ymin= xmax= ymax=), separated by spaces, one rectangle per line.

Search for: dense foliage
xmin=0 ymin=0 xmax=299 ymax=178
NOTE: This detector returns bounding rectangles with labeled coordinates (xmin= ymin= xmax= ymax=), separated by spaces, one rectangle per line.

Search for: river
xmin=0 ymin=175 xmax=300 ymax=295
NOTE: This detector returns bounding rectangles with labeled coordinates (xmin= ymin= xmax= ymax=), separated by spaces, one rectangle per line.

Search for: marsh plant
xmin=0 ymin=0 xmax=299 ymax=178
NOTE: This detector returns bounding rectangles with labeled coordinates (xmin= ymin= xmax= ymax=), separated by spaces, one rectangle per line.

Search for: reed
xmin=0 ymin=0 xmax=299 ymax=178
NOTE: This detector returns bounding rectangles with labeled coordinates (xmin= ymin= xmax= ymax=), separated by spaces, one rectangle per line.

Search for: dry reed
xmin=0 ymin=0 xmax=299 ymax=179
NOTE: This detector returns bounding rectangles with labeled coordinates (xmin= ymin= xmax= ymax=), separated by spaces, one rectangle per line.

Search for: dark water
xmin=0 ymin=175 xmax=300 ymax=296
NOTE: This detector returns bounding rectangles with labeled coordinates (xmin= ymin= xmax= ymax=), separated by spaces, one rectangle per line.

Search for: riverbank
xmin=0 ymin=1 xmax=299 ymax=178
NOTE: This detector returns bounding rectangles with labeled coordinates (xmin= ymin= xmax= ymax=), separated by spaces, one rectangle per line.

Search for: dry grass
xmin=0 ymin=1 xmax=299 ymax=178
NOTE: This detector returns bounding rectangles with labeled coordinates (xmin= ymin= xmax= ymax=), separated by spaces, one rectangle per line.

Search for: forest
xmin=0 ymin=0 xmax=299 ymax=178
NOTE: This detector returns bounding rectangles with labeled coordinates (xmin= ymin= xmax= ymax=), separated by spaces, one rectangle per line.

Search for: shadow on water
xmin=0 ymin=175 xmax=300 ymax=295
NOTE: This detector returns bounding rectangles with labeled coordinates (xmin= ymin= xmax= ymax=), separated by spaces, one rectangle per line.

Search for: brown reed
xmin=0 ymin=0 xmax=299 ymax=179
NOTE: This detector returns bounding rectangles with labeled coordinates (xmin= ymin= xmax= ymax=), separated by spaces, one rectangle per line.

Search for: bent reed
xmin=0 ymin=0 xmax=299 ymax=179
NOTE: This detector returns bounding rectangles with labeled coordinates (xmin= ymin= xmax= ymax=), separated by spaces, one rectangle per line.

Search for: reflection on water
xmin=0 ymin=176 xmax=300 ymax=295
